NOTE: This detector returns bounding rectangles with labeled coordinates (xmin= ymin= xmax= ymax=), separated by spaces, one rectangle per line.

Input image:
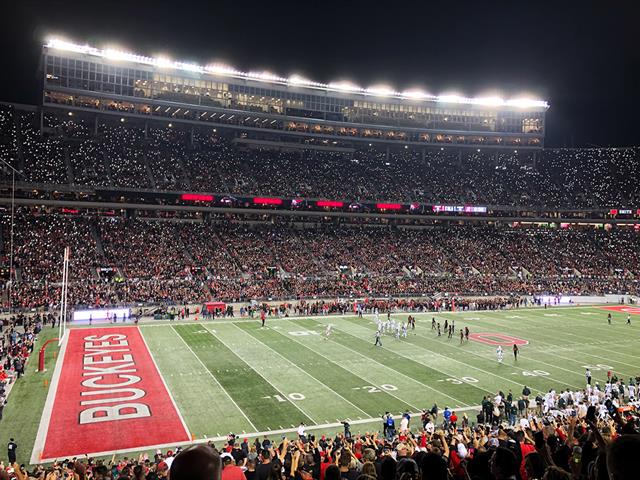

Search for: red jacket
xmin=222 ymin=465 xmax=247 ymax=480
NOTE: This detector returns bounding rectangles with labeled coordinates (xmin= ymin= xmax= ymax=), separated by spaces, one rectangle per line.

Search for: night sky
xmin=2 ymin=0 xmax=637 ymax=147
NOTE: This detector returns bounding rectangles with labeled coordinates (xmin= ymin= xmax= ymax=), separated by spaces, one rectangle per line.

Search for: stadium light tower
xmin=0 ymin=158 xmax=18 ymax=313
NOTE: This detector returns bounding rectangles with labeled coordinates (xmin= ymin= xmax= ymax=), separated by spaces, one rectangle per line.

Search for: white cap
xmin=457 ymin=443 xmax=468 ymax=459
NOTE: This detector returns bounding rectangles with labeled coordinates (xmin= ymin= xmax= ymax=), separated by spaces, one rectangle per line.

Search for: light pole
xmin=1 ymin=158 xmax=18 ymax=314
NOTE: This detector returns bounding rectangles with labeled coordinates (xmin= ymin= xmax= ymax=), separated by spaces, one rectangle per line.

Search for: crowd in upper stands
xmin=1 ymin=104 xmax=639 ymax=208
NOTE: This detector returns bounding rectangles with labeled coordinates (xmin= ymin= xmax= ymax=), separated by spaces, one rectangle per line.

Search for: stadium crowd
xmin=1 ymin=105 xmax=639 ymax=208
xmin=2 ymin=373 xmax=640 ymax=479
xmin=1 ymin=212 xmax=639 ymax=308
xmin=0 ymin=312 xmax=41 ymax=422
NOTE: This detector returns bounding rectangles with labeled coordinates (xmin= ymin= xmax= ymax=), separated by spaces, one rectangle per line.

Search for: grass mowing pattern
xmin=172 ymin=324 xmax=313 ymax=430
xmin=336 ymin=316 xmax=585 ymax=392
xmin=140 ymin=325 xmax=255 ymax=437
xmin=235 ymin=321 xmax=415 ymax=417
xmin=293 ymin=318 xmax=483 ymax=402
xmin=210 ymin=323 xmax=368 ymax=423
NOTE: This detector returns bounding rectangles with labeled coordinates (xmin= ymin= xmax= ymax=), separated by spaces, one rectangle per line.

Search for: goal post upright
xmin=58 ymin=247 xmax=70 ymax=346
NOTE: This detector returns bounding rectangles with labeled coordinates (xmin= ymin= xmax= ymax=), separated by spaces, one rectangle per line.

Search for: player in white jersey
xmin=401 ymin=323 xmax=408 ymax=338
xmin=628 ymin=383 xmax=636 ymax=401
xmin=324 ymin=324 xmax=332 ymax=339
xmin=496 ymin=345 xmax=504 ymax=363
xmin=395 ymin=322 xmax=401 ymax=339
xmin=374 ymin=308 xmax=380 ymax=322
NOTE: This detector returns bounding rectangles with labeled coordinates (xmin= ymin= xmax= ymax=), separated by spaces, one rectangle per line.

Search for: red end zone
xmin=36 ymin=327 xmax=189 ymax=461
xmin=599 ymin=306 xmax=640 ymax=315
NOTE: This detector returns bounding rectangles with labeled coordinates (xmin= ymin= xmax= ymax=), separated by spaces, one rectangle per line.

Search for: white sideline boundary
xmin=31 ymin=331 xmax=70 ymax=465
xmin=138 ymin=326 xmax=192 ymax=441
xmin=34 ymin=405 xmax=481 ymax=464
xmin=333 ymin=317 xmax=584 ymax=391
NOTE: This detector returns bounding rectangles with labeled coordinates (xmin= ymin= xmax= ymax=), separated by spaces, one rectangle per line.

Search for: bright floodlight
xmin=43 ymin=38 xmax=549 ymax=108
xmin=328 ymin=81 xmax=361 ymax=92
xmin=248 ymin=71 xmax=286 ymax=83
xmin=104 ymin=49 xmax=130 ymax=61
xmin=205 ymin=63 xmax=239 ymax=75
xmin=154 ymin=56 xmax=173 ymax=69
xmin=288 ymin=74 xmax=320 ymax=87
xmin=506 ymin=98 xmax=549 ymax=108
xmin=401 ymin=90 xmax=434 ymax=100
xmin=177 ymin=62 xmax=203 ymax=73
xmin=473 ymin=96 xmax=505 ymax=106
xmin=365 ymin=85 xmax=396 ymax=97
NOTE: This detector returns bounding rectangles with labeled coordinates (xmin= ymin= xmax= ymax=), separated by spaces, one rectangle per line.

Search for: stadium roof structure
xmin=45 ymin=38 xmax=549 ymax=110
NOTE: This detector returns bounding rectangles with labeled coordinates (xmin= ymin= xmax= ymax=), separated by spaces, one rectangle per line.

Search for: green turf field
xmin=3 ymin=305 xmax=640 ymax=465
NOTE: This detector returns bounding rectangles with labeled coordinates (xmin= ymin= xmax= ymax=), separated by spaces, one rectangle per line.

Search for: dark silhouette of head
xmin=169 ymin=445 xmax=221 ymax=480
xmin=607 ymin=435 xmax=640 ymax=480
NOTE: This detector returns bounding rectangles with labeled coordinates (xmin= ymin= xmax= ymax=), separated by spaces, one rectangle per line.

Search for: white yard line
xmin=139 ymin=326 xmax=192 ymax=440
xmin=324 ymin=317 xmax=583 ymax=391
xmin=310 ymin=321 xmax=493 ymax=400
xmin=466 ymin=314 xmax=640 ymax=372
xmin=273 ymin=320 xmax=462 ymax=409
xmin=203 ymin=326 xmax=319 ymax=425
xmin=226 ymin=323 xmax=370 ymax=418
xmin=170 ymin=325 xmax=258 ymax=432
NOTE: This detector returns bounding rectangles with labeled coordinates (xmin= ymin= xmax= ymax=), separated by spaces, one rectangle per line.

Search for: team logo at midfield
xmin=468 ymin=332 xmax=529 ymax=346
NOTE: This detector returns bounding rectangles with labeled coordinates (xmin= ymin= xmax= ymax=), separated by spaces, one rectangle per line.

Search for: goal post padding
xmin=38 ymin=338 xmax=59 ymax=372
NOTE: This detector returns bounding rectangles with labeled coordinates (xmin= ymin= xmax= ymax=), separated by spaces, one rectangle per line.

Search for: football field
xmin=3 ymin=305 xmax=640 ymax=464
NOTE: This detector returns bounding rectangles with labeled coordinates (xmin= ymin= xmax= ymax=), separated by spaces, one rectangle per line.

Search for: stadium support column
xmin=386 ymin=146 xmax=390 ymax=162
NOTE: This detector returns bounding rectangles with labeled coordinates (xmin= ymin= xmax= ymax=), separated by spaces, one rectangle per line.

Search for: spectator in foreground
xmin=222 ymin=452 xmax=247 ymax=480
xmin=170 ymin=444 xmax=221 ymax=480
xmin=607 ymin=434 xmax=640 ymax=480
